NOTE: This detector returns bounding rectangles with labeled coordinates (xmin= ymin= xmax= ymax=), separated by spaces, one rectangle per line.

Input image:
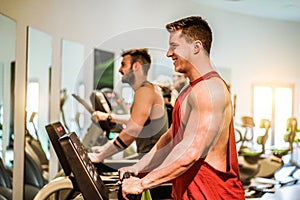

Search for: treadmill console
xmin=45 ymin=121 xmax=172 ymax=200
xmin=59 ymin=132 xmax=109 ymax=200
xmin=100 ymin=88 xmax=128 ymax=115
xmin=45 ymin=122 xmax=109 ymax=200
xmin=45 ymin=122 xmax=71 ymax=175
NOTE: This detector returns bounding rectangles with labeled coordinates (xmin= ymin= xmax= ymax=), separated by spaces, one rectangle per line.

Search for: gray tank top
xmin=135 ymin=110 xmax=168 ymax=155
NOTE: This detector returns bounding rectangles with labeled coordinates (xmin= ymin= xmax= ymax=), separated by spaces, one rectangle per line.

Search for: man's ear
xmin=132 ymin=62 xmax=141 ymax=70
xmin=193 ymin=40 xmax=202 ymax=54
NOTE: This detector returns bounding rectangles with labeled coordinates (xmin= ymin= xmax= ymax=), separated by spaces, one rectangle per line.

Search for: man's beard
xmin=121 ymin=69 xmax=135 ymax=85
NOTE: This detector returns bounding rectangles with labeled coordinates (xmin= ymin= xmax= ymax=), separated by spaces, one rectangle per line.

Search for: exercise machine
xmin=238 ymin=117 xmax=283 ymax=185
xmin=35 ymin=121 xmax=124 ymax=199
xmin=0 ymin=110 xmax=51 ymax=199
xmin=73 ymin=88 xmax=129 ymax=148
xmin=35 ymin=121 xmax=107 ymax=199
xmin=272 ymin=118 xmax=300 ymax=163
xmin=243 ymin=118 xmax=300 ymax=198
xmin=0 ymin=157 xmax=12 ymax=200
xmin=0 ymin=154 xmax=47 ymax=200
xmin=34 ymin=121 xmax=172 ymax=200
xmin=235 ymin=116 xmax=255 ymax=154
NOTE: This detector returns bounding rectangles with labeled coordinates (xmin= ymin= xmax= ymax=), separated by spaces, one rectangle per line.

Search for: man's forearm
xmin=111 ymin=113 xmax=130 ymax=125
xmin=89 ymin=141 xmax=120 ymax=162
xmin=140 ymin=142 xmax=196 ymax=190
xmin=135 ymin=143 xmax=172 ymax=173
xmin=134 ymin=130 xmax=173 ymax=173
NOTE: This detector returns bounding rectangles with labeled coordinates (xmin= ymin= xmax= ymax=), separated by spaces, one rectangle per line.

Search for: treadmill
xmin=44 ymin=121 xmax=111 ymax=199
xmin=59 ymin=132 xmax=110 ymax=199
xmin=42 ymin=121 xmax=172 ymax=200
xmin=42 ymin=88 xmax=172 ymax=199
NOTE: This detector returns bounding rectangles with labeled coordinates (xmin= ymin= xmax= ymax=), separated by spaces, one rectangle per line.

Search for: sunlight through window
xmin=253 ymin=85 xmax=293 ymax=149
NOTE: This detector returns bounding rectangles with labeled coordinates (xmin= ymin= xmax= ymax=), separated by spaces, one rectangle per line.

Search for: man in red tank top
xmin=119 ymin=16 xmax=245 ymax=200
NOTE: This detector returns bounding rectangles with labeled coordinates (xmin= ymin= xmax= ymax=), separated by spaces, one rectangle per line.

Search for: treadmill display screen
xmin=59 ymin=132 xmax=109 ymax=200
xmin=45 ymin=122 xmax=109 ymax=200
xmin=45 ymin=122 xmax=72 ymax=175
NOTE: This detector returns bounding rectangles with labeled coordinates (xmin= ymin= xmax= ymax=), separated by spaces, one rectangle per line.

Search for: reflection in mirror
xmin=25 ymin=27 xmax=52 ymax=196
xmin=61 ymin=39 xmax=84 ymax=135
xmin=26 ymin=26 xmax=52 ymax=153
xmin=0 ymin=13 xmax=16 ymax=199
xmin=0 ymin=14 xmax=16 ymax=167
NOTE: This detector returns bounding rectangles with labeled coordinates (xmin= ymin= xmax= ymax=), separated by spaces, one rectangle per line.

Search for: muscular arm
xmin=89 ymin=86 xmax=161 ymax=162
xmin=111 ymin=113 xmax=130 ymax=125
xmin=130 ymin=127 xmax=174 ymax=174
xmin=139 ymin=80 xmax=231 ymax=189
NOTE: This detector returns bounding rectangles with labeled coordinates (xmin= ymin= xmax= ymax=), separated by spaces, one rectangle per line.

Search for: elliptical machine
xmin=73 ymin=88 xmax=128 ymax=148
xmin=241 ymin=117 xmax=300 ymax=198
xmin=237 ymin=117 xmax=283 ymax=186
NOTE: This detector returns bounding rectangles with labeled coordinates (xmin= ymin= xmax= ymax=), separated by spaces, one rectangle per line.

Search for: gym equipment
xmin=26 ymin=112 xmax=49 ymax=172
xmin=25 ymin=132 xmax=49 ymax=181
xmin=38 ymin=121 xmax=116 ymax=199
xmin=0 ymin=158 xmax=12 ymax=200
xmin=100 ymin=88 xmax=128 ymax=116
xmin=34 ymin=122 xmax=80 ymax=200
xmin=73 ymin=88 xmax=129 ymax=147
xmin=45 ymin=121 xmax=71 ymax=175
xmin=235 ymin=116 xmax=255 ymax=154
xmin=272 ymin=118 xmax=299 ymax=162
xmin=60 ymin=132 xmax=109 ymax=199
xmin=23 ymin=112 xmax=53 ymax=199
xmin=60 ymin=88 xmax=70 ymax=132
xmin=24 ymin=112 xmax=50 ymax=186
xmin=238 ymin=117 xmax=284 ymax=185
xmin=118 ymin=172 xmax=141 ymax=200
xmin=24 ymin=151 xmax=47 ymax=199
xmin=242 ymin=118 xmax=300 ymax=198
xmin=0 ymin=111 xmax=51 ymax=199
xmin=0 ymin=155 xmax=48 ymax=200
xmin=72 ymin=89 xmax=116 ymax=139
xmin=33 ymin=176 xmax=74 ymax=200
xmin=244 ymin=165 xmax=300 ymax=198
xmin=241 ymin=118 xmax=272 ymax=158
xmin=36 ymin=121 xmax=172 ymax=200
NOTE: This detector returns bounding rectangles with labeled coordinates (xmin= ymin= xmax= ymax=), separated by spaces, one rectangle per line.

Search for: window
xmin=252 ymin=84 xmax=294 ymax=148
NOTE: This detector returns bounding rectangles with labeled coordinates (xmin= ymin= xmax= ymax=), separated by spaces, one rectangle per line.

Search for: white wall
xmin=1 ymin=0 xmax=299 ymax=118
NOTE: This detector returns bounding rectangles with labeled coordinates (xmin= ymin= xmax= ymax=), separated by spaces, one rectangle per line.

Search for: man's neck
xmin=187 ymin=57 xmax=213 ymax=82
xmin=131 ymin=78 xmax=148 ymax=91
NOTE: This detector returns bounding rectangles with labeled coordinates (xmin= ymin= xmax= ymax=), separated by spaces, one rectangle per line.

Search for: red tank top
xmin=171 ymin=71 xmax=245 ymax=200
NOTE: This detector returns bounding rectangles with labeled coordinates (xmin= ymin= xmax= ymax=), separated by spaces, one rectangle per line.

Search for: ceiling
xmin=193 ymin=0 xmax=300 ymax=22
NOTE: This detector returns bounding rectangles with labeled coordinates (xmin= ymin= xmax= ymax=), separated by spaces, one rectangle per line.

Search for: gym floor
xmin=245 ymin=153 xmax=300 ymax=200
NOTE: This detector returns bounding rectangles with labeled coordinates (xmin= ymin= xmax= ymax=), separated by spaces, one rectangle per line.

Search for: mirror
xmin=60 ymin=39 xmax=85 ymax=135
xmin=0 ymin=13 xmax=16 ymax=170
xmin=26 ymin=26 xmax=52 ymax=153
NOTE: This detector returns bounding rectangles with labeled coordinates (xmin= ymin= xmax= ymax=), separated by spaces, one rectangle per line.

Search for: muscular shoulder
xmin=131 ymin=83 xmax=164 ymax=123
xmin=188 ymin=78 xmax=230 ymax=109
xmin=135 ymin=83 xmax=163 ymax=101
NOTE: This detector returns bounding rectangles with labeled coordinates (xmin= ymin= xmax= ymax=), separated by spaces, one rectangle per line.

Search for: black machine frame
xmin=45 ymin=122 xmax=109 ymax=200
